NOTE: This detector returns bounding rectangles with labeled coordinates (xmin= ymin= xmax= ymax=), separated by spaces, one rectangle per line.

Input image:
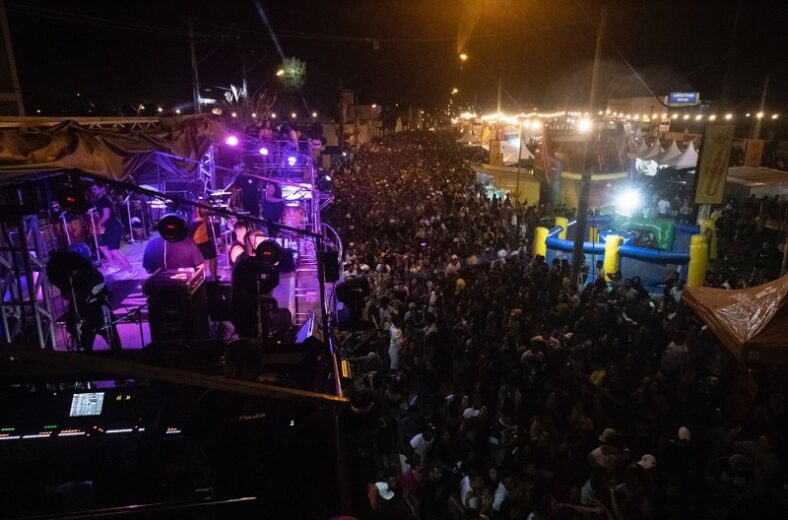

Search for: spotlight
xmin=614 ymin=189 xmax=642 ymax=217
xmin=175 ymin=109 xmax=181 ymax=114
xmin=287 ymin=156 xmax=297 ymax=166
xmin=311 ymin=111 xmax=317 ymax=118
xmin=157 ymin=214 xmax=188 ymax=243
xmin=577 ymin=119 xmax=593 ymax=133
xmin=259 ymin=147 xmax=269 ymax=156
xmin=224 ymin=135 xmax=240 ymax=147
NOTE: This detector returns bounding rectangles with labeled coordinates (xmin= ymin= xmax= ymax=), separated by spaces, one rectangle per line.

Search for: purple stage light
xmin=287 ymin=156 xmax=297 ymax=166
xmin=224 ymin=135 xmax=239 ymax=146
xmin=259 ymin=147 xmax=269 ymax=156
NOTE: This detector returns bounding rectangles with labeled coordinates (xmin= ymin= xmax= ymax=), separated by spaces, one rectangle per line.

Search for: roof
xmin=727 ymin=166 xmax=788 ymax=187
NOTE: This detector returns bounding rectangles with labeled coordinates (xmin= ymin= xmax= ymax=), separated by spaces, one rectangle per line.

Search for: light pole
xmin=459 ymin=53 xmax=507 ymax=113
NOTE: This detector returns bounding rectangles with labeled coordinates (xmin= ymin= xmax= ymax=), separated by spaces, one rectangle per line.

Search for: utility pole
xmin=752 ymin=74 xmax=769 ymax=140
xmin=571 ymin=5 xmax=607 ymax=281
xmin=189 ymin=21 xmax=201 ymax=114
xmin=496 ymin=76 xmax=502 ymax=113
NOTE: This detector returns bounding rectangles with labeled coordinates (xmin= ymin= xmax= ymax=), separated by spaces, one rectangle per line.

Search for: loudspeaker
xmin=320 ymin=250 xmax=340 ymax=282
xmin=259 ymin=313 xmax=324 ymax=391
xmin=206 ymin=281 xmax=233 ymax=322
xmin=147 ymin=284 xmax=209 ymax=342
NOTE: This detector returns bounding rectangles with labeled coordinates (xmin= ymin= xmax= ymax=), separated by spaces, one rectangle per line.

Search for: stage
xmin=53 ymin=232 xmax=330 ymax=352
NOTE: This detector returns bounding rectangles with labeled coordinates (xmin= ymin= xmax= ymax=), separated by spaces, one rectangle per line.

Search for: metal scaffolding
xmin=0 ymin=213 xmax=57 ymax=349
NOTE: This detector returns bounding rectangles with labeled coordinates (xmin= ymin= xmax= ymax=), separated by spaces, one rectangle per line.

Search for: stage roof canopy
xmin=0 ymin=117 xmax=226 ymax=185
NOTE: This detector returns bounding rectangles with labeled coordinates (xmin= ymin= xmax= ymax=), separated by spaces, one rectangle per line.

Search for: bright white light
xmin=291 ymin=112 xmax=297 ymax=118
xmin=312 ymin=111 xmax=317 ymax=118
xmin=709 ymin=114 xmax=717 ymax=121
xmin=259 ymin=147 xmax=269 ymax=156
xmin=615 ymin=189 xmax=642 ymax=217
xmin=276 ymin=69 xmax=285 ymax=77
xmin=756 ymin=112 xmax=764 ymax=119
xmin=577 ymin=119 xmax=593 ymax=133
xmin=271 ymin=113 xmax=277 ymax=119
xmin=252 ymin=112 xmax=258 ymax=118
xmin=224 ymin=135 xmax=239 ymax=147
xmin=683 ymin=114 xmax=690 ymax=120
xmin=287 ymin=156 xmax=297 ymax=166
xmin=175 ymin=109 xmax=181 ymax=114
xmin=231 ymin=112 xmax=237 ymax=118
xmin=372 ymin=103 xmax=377 ymax=108
xmin=724 ymin=113 xmax=732 ymax=120
xmin=672 ymin=114 xmax=679 ymax=119
xmin=695 ymin=114 xmax=703 ymax=120
xmin=772 ymin=114 xmax=779 ymax=120
xmin=157 ymin=107 xmax=163 ymax=113
xmin=745 ymin=113 xmax=751 ymax=117
xmin=341 ymin=151 xmax=347 ymax=157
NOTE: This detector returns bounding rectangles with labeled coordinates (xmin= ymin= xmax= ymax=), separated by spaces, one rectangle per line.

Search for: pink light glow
xmin=259 ymin=147 xmax=269 ymax=156
xmin=224 ymin=135 xmax=239 ymax=146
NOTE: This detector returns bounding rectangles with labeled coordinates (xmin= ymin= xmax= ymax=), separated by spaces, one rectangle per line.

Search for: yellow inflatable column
xmin=555 ymin=216 xmax=569 ymax=240
xmin=698 ymin=218 xmax=717 ymax=261
xmin=687 ymin=234 xmax=709 ymax=287
xmin=603 ymin=234 xmax=622 ymax=282
xmin=589 ymin=226 xmax=599 ymax=243
xmin=533 ymin=226 xmax=549 ymax=258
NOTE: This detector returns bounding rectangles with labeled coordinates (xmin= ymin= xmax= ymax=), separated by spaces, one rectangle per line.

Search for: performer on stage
xmin=191 ymin=207 xmax=218 ymax=280
xmin=230 ymin=168 xmax=262 ymax=218
xmin=262 ymin=181 xmax=285 ymax=237
xmin=89 ymin=183 xmax=135 ymax=278
xmin=228 ymin=221 xmax=252 ymax=267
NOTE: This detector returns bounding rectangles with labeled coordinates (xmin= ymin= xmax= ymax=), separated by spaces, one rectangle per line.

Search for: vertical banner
xmin=694 ymin=124 xmax=735 ymax=205
xmin=744 ymin=139 xmax=765 ymax=167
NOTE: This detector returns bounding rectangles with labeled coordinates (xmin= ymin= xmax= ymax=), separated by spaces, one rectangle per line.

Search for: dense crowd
xmin=326 ymin=131 xmax=787 ymax=520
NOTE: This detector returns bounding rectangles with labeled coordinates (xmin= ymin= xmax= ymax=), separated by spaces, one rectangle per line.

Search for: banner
xmin=744 ymin=139 xmax=765 ymax=167
xmin=694 ymin=124 xmax=734 ymax=204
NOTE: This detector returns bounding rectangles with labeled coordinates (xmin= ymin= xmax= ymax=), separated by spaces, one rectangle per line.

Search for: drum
xmin=282 ymin=205 xmax=305 ymax=229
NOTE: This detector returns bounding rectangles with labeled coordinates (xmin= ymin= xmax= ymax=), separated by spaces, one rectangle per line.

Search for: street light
xmin=451 ymin=88 xmax=459 ymax=95
xmin=276 ymin=69 xmax=285 ymax=77
xmin=459 ymin=53 xmax=468 ymax=62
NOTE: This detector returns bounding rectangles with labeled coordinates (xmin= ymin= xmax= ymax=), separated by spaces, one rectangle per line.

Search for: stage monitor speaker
xmin=206 ymin=281 xmax=233 ymax=322
xmin=147 ymin=283 xmax=209 ymax=342
xmin=320 ymin=250 xmax=340 ymax=282
xmin=259 ymin=313 xmax=324 ymax=390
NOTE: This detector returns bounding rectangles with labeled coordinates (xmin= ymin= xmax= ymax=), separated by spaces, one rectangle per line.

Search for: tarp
xmin=0 ymin=117 xmax=227 ymax=185
xmin=682 ymin=276 xmax=788 ymax=364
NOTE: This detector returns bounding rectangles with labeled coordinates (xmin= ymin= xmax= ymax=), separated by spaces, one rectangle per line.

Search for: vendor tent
xmin=665 ymin=142 xmax=698 ymax=170
xmin=642 ymin=139 xmax=663 ymax=160
xmin=0 ymin=117 xmax=226 ymax=184
xmin=682 ymin=276 xmax=788 ymax=364
xmin=659 ymin=139 xmax=681 ymax=165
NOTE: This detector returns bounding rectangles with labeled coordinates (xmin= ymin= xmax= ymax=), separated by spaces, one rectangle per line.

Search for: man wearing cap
xmin=588 ymin=428 xmax=623 ymax=475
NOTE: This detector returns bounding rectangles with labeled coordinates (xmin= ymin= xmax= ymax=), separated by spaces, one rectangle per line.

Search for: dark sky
xmin=6 ymin=0 xmax=787 ymax=116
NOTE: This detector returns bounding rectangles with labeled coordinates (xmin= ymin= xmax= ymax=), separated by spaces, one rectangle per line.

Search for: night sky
xmin=6 ymin=0 xmax=788 ymax=117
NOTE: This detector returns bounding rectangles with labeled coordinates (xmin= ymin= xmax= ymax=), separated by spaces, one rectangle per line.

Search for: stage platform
xmin=53 ymin=233 xmax=330 ymax=352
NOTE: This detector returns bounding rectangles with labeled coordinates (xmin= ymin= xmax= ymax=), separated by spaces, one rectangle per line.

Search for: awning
xmin=682 ymin=276 xmax=788 ymax=364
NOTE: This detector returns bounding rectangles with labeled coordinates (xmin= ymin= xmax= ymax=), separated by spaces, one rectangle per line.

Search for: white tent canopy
xmin=642 ymin=139 xmax=663 ymax=160
xmin=660 ymin=139 xmax=682 ymax=164
xmin=668 ymin=142 xmax=699 ymax=170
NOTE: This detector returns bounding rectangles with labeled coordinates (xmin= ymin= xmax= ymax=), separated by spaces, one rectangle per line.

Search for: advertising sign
xmin=668 ymin=92 xmax=700 ymax=106
xmin=744 ymin=139 xmax=765 ymax=167
xmin=694 ymin=124 xmax=734 ymax=204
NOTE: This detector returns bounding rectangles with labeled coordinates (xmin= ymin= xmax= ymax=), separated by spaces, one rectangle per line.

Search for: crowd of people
xmin=325 ymin=131 xmax=787 ymax=519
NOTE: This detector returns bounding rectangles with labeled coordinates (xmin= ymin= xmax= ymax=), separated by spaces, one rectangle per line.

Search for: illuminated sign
xmin=668 ymin=92 xmax=700 ymax=106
